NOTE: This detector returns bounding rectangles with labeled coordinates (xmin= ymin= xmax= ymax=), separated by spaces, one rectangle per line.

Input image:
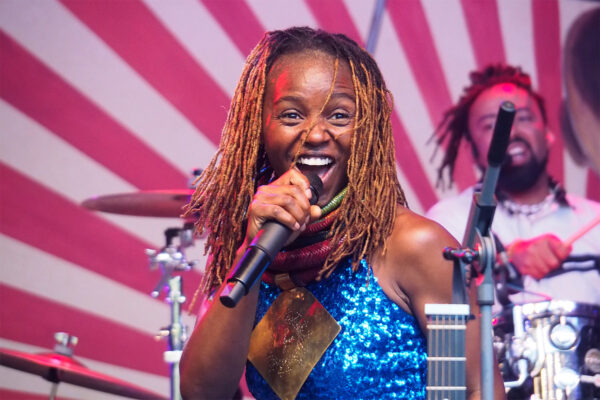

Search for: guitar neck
xmin=425 ymin=303 xmax=470 ymax=400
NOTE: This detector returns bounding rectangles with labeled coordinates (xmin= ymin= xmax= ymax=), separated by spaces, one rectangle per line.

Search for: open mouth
xmin=507 ymin=143 xmax=526 ymax=157
xmin=295 ymin=156 xmax=334 ymax=181
xmin=506 ymin=140 xmax=531 ymax=164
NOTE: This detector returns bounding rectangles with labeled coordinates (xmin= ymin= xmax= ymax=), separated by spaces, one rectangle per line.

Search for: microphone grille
xmin=306 ymin=173 xmax=323 ymax=205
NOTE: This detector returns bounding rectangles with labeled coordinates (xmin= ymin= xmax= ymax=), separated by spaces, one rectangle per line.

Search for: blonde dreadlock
xmin=184 ymin=27 xmax=406 ymax=295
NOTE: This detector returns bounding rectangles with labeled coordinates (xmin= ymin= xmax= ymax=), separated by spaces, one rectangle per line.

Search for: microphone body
xmin=463 ymin=101 xmax=516 ymax=248
xmin=220 ymin=174 xmax=322 ymax=308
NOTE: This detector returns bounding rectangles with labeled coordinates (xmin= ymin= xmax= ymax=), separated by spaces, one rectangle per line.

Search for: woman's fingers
xmin=244 ymin=169 xmax=315 ymax=243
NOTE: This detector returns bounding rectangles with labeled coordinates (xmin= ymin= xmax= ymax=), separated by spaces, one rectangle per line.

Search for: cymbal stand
xmin=47 ymin=332 xmax=78 ymax=400
xmin=146 ymin=223 xmax=196 ymax=400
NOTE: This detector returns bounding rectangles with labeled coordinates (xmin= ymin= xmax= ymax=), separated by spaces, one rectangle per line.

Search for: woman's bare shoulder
xmin=388 ymin=205 xmax=459 ymax=264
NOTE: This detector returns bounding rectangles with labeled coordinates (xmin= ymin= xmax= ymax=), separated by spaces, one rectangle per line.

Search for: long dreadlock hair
xmin=184 ymin=27 xmax=405 ymax=294
xmin=432 ymin=64 xmax=548 ymax=188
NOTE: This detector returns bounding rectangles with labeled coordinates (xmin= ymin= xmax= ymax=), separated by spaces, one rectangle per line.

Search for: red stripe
xmin=60 ymin=0 xmax=230 ymax=146
xmin=0 ymin=284 xmax=167 ymax=376
xmin=386 ymin=1 xmax=452 ymax=128
xmin=460 ymin=0 xmax=506 ymax=67
xmin=0 ymin=163 xmax=201 ymax=297
xmin=386 ymin=0 xmax=476 ymax=190
xmin=200 ymin=0 xmax=265 ymax=56
xmin=586 ymin=169 xmax=600 ymax=202
xmin=306 ymin=0 xmax=365 ymax=46
xmin=531 ymin=0 xmax=564 ymax=183
xmin=391 ymin=114 xmax=438 ymax=210
xmin=0 ymin=31 xmax=186 ymax=191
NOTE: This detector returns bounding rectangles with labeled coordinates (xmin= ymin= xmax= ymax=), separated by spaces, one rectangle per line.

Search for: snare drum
xmin=493 ymin=300 xmax=600 ymax=400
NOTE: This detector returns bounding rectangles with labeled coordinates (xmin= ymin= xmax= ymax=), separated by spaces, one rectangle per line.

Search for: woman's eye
xmin=281 ymin=112 xmax=300 ymax=119
xmin=328 ymin=111 xmax=353 ymax=126
xmin=331 ymin=112 xmax=349 ymax=120
xmin=275 ymin=111 xmax=303 ymax=125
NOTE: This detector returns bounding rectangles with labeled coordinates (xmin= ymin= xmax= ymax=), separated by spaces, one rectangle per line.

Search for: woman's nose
xmin=304 ymin=118 xmax=331 ymax=146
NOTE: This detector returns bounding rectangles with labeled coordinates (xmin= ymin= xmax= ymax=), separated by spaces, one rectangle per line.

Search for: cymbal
xmin=82 ymin=190 xmax=194 ymax=218
xmin=0 ymin=348 xmax=167 ymax=400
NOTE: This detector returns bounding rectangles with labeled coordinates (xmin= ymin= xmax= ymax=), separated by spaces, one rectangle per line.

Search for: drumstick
xmin=564 ymin=214 xmax=600 ymax=247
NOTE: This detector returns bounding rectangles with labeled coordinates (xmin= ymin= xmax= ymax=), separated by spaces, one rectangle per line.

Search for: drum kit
xmin=0 ymin=185 xmax=199 ymax=400
xmin=494 ymin=300 xmax=600 ymax=399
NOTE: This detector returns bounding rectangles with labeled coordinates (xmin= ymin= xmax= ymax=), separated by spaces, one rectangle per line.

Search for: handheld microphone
xmin=220 ymin=173 xmax=323 ymax=308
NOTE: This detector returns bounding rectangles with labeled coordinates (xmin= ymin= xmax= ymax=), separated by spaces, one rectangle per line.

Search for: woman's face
xmin=262 ymin=50 xmax=355 ymax=206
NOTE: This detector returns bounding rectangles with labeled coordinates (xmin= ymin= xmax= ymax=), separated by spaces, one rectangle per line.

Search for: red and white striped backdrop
xmin=1 ymin=1 xmax=598 ymax=399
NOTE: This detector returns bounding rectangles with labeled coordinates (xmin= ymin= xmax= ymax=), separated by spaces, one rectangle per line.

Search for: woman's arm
xmin=179 ymin=168 xmax=320 ymax=399
xmin=179 ymin=256 xmax=260 ymax=399
xmin=373 ymin=207 xmax=506 ymax=400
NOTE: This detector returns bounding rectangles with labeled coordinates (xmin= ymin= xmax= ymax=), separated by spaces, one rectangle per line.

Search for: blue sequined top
xmin=246 ymin=258 xmax=427 ymax=399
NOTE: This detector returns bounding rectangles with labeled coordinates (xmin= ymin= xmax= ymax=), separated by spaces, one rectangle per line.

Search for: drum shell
xmin=493 ymin=300 xmax=600 ymax=400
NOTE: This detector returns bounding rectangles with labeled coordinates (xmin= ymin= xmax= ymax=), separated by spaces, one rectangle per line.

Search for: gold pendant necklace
xmin=248 ymin=286 xmax=341 ymax=400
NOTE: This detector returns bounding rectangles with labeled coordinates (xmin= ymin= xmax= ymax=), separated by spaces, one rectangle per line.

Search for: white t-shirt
xmin=426 ymin=186 xmax=600 ymax=307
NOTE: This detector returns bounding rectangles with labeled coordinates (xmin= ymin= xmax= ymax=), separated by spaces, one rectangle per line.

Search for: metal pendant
xmin=248 ymin=287 xmax=341 ymax=400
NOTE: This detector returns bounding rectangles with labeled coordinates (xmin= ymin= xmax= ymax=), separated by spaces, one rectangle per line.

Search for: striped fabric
xmin=1 ymin=1 xmax=598 ymax=399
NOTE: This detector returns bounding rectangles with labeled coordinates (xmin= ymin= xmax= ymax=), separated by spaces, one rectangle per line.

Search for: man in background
xmin=426 ymin=64 xmax=600 ymax=307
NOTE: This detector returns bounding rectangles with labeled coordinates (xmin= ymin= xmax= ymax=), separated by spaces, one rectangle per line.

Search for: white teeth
xmin=508 ymin=145 xmax=525 ymax=156
xmin=298 ymin=156 xmax=332 ymax=166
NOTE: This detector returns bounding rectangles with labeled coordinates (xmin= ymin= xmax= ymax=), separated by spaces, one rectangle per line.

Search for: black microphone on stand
xmin=462 ymin=101 xmax=515 ymax=248
xmin=460 ymin=100 xmax=516 ymax=400
xmin=220 ymin=173 xmax=323 ymax=308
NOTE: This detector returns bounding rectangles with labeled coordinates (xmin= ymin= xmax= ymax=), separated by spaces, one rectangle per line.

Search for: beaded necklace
xmin=496 ymin=177 xmax=568 ymax=217
xmin=263 ymin=187 xmax=347 ymax=287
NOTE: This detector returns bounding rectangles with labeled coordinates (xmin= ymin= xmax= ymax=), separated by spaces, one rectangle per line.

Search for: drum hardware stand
xmin=441 ymin=231 xmax=497 ymax=400
xmin=45 ymin=332 xmax=79 ymax=400
xmin=501 ymin=305 xmax=531 ymax=390
xmin=146 ymin=223 xmax=197 ymax=400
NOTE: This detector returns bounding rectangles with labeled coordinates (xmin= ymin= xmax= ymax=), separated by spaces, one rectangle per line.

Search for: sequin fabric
xmin=246 ymin=259 xmax=427 ymax=399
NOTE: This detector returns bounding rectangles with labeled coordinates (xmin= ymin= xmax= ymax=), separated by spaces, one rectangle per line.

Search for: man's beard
xmin=497 ymin=140 xmax=548 ymax=194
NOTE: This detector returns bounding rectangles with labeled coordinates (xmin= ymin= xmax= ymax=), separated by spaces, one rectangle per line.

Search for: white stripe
xmin=421 ymin=0 xmax=477 ymax=102
xmin=143 ymin=0 xmax=246 ymax=96
xmin=343 ymin=0 xmax=374 ymax=44
xmin=247 ymin=0 xmax=318 ymax=31
xmin=427 ymin=386 xmax=467 ymax=390
xmin=0 ymin=234 xmax=196 ymax=335
xmin=427 ymin=325 xmax=467 ymax=330
xmin=0 ymin=338 xmax=169 ymax=399
xmin=422 ymin=0 xmax=482 ymax=191
xmin=0 ymin=0 xmax=217 ymax=174
xmin=558 ymin=0 xmax=598 ymax=43
xmin=497 ymin=0 xmax=538 ymax=88
xmin=396 ymin=165 xmax=424 ymax=215
xmin=0 ymin=99 xmax=200 ymax=249
xmin=375 ymin=12 xmax=451 ymax=201
xmin=563 ymin=147 xmax=590 ymax=197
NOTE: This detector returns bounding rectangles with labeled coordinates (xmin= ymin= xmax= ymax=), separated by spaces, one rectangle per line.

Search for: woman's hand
xmin=244 ymin=168 xmax=322 ymax=247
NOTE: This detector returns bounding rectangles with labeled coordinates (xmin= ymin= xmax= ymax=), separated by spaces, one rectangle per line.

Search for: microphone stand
xmin=443 ymin=102 xmax=515 ymax=400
